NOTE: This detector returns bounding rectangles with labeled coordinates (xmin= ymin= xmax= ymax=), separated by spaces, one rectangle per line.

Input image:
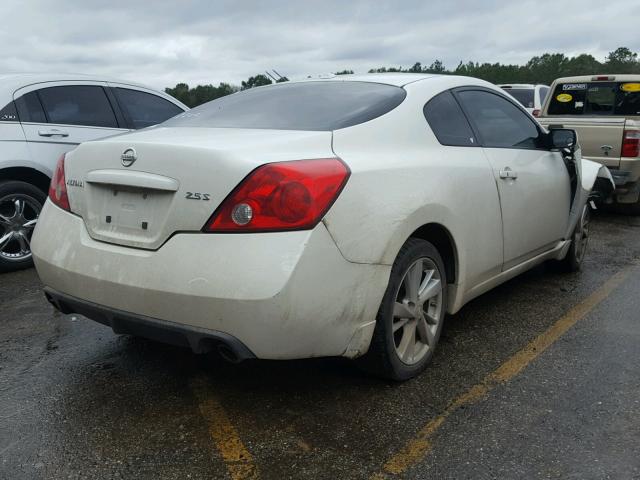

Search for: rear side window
xmin=547 ymin=82 xmax=640 ymax=116
xmin=0 ymin=101 xmax=18 ymax=122
xmin=457 ymin=90 xmax=543 ymax=149
xmin=164 ymin=81 xmax=407 ymax=131
xmin=114 ymin=88 xmax=184 ymax=129
xmin=37 ymin=85 xmax=118 ymax=128
xmin=14 ymin=92 xmax=46 ymax=123
xmin=423 ymin=91 xmax=476 ymax=147
xmin=539 ymin=86 xmax=550 ymax=104
xmin=503 ymin=88 xmax=535 ymax=108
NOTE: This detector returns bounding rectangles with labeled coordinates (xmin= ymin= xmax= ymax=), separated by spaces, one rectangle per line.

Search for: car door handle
xmin=499 ymin=167 xmax=518 ymax=179
xmin=38 ymin=129 xmax=69 ymax=137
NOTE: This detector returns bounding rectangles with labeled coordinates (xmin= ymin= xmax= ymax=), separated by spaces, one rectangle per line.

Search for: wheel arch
xmin=408 ymin=222 xmax=458 ymax=285
xmin=0 ymin=167 xmax=51 ymax=194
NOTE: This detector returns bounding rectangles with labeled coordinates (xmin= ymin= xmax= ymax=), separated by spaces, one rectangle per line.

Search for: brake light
xmin=532 ymin=109 xmax=541 ymax=117
xmin=205 ymin=158 xmax=350 ymax=232
xmin=622 ymin=130 xmax=640 ymax=157
xmin=49 ymin=154 xmax=70 ymax=211
xmin=592 ymin=76 xmax=615 ymax=81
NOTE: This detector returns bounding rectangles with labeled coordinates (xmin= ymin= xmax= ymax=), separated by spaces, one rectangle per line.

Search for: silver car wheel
xmin=392 ymin=257 xmax=443 ymax=365
xmin=573 ymin=205 xmax=590 ymax=263
xmin=0 ymin=194 xmax=41 ymax=262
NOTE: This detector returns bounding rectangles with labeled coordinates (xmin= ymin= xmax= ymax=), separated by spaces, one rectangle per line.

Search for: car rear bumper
xmin=43 ymin=287 xmax=256 ymax=361
xmin=32 ymin=200 xmax=390 ymax=359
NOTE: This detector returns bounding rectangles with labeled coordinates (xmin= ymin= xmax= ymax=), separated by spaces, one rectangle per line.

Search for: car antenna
xmin=265 ymin=71 xmax=278 ymax=82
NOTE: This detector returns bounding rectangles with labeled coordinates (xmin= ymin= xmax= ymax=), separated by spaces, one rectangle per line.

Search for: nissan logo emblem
xmin=121 ymin=148 xmax=137 ymax=167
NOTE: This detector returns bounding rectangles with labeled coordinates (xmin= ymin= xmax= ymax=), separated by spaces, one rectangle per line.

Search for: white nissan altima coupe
xmin=31 ymin=74 xmax=613 ymax=380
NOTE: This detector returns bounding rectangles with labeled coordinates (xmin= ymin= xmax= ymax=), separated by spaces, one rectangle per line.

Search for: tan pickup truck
xmin=538 ymin=75 xmax=640 ymax=213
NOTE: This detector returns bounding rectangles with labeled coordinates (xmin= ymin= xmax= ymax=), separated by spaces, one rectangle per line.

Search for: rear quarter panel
xmin=325 ymin=77 xmax=504 ymax=309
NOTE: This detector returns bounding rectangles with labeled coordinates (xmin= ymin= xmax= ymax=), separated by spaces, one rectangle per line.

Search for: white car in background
xmin=32 ymin=74 xmax=613 ymax=380
xmin=498 ymin=83 xmax=550 ymax=117
xmin=0 ymin=74 xmax=187 ymax=272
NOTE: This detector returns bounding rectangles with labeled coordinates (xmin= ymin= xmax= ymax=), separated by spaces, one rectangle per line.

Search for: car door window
xmin=0 ymin=101 xmax=18 ymax=122
xmin=14 ymin=92 xmax=47 ymax=123
xmin=113 ymin=88 xmax=183 ymax=129
xmin=457 ymin=90 xmax=543 ymax=149
xmin=37 ymin=85 xmax=118 ymax=128
xmin=423 ymin=91 xmax=476 ymax=147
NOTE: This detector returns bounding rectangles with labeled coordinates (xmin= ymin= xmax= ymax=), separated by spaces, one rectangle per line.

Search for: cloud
xmin=0 ymin=0 xmax=633 ymax=90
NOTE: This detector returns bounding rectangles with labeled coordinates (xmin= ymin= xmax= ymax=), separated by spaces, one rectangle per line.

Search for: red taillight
xmin=532 ymin=109 xmax=541 ymax=117
xmin=622 ymin=130 xmax=640 ymax=158
xmin=49 ymin=154 xmax=70 ymax=211
xmin=205 ymin=158 xmax=350 ymax=232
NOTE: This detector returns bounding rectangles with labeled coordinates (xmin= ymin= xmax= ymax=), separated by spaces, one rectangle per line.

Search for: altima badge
xmin=121 ymin=148 xmax=137 ymax=167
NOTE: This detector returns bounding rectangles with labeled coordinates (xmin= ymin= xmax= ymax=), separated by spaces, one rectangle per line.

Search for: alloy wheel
xmin=573 ymin=205 xmax=590 ymax=263
xmin=392 ymin=257 xmax=443 ymax=365
xmin=0 ymin=194 xmax=41 ymax=263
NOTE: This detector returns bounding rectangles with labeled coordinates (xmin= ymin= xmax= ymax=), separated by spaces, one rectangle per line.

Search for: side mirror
xmin=549 ymin=128 xmax=577 ymax=151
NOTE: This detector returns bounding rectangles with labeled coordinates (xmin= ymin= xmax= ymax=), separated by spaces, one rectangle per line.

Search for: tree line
xmin=166 ymin=47 xmax=640 ymax=108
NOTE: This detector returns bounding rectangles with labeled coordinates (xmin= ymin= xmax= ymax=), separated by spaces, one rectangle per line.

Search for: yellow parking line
xmin=374 ymin=265 xmax=635 ymax=478
xmin=191 ymin=375 xmax=259 ymax=480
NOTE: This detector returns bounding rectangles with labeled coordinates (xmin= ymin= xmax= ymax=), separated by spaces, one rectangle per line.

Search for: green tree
xmin=565 ymin=54 xmax=603 ymax=77
xmin=241 ymin=74 xmax=273 ymax=90
xmin=605 ymin=47 xmax=640 ymax=73
xmin=165 ymin=82 xmax=238 ymax=108
xmin=164 ymin=83 xmax=191 ymax=106
xmin=368 ymin=66 xmax=402 ymax=73
xmin=525 ymin=53 xmax=569 ymax=84
xmin=425 ymin=60 xmax=446 ymax=73
xmin=167 ymin=47 xmax=640 ymax=108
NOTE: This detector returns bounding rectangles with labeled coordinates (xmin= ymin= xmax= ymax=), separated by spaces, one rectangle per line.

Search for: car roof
xmin=292 ymin=73 xmax=439 ymax=87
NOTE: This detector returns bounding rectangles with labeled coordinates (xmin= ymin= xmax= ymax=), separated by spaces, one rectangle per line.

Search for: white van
xmin=498 ymin=84 xmax=550 ymax=117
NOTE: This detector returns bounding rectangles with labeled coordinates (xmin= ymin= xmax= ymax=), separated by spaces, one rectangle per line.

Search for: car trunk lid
xmin=64 ymin=127 xmax=335 ymax=249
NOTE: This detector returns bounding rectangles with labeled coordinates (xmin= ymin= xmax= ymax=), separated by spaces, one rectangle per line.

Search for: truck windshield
xmin=547 ymin=82 xmax=640 ymax=116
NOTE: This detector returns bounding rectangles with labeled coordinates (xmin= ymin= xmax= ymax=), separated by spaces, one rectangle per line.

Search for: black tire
xmin=0 ymin=180 xmax=47 ymax=273
xmin=357 ymin=238 xmax=447 ymax=381
xmin=558 ymin=204 xmax=591 ymax=272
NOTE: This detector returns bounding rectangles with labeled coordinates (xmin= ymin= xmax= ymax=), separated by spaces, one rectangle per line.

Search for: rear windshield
xmin=547 ymin=82 xmax=640 ymax=116
xmin=502 ymin=88 xmax=534 ymax=108
xmin=163 ymin=81 xmax=407 ymax=131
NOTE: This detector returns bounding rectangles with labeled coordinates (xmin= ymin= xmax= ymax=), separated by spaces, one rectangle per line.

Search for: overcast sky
xmin=0 ymin=0 xmax=635 ymax=90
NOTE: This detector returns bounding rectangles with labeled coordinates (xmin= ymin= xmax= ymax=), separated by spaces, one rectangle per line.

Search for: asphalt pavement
xmin=1 ymin=210 xmax=639 ymax=479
